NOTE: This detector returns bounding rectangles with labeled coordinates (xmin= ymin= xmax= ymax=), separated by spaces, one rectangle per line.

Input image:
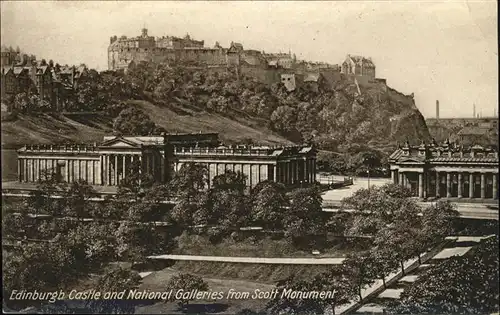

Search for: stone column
xmin=285 ymin=162 xmax=288 ymax=184
xmin=249 ymin=164 xmax=253 ymax=188
xmin=88 ymin=160 xmax=96 ymax=185
xmin=493 ymin=174 xmax=498 ymax=200
xmin=122 ymin=155 xmax=126 ymax=182
xmin=139 ymin=155 xmax=142 ymax=175
xmin=114 ymin=155 xmax=118 ymax=186
xmin=399 ymin=172 xmax=404 ymax=187
xmin=106 ymin=155 xmax=111 ymax=185
xmin=104 ymin=155 xmax=109 ymax=185
xmin=17 ymin=159 xmax=21 ymax=182
xmin=458 ymin=173 xmax=463 ymax=198
xmin=418 ymin=173 xmax=424 ymax=198
xmin=22 ymin=159 xmax=26 ymax=182
xmin=469 ymin=173 xmax=474 ymax=198
xmin=446 ymin=173 xmax=451 ymax=198
xmin=99 ymin=156 xmax=103 ymax=185
xmin=481 ymin=173 xmax=486 ymax=199
xmin=391 ymin=170 xmax=396 ymax=183
xmin=304 ymin=158 xmax=309 ymax=183
xmin=64 ymin=159 xmax=69 ymax=182
xmin=287 ymin=162 xmax=291 ymax=184
xmin=295 ymin=160 xmax=302 ymax=182
xmin=435 ymin=172 xmax=440 ymax=197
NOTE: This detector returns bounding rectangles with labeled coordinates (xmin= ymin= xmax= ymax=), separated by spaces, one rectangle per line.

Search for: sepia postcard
xmin=1 ymin=1 xmax=498 ymax=314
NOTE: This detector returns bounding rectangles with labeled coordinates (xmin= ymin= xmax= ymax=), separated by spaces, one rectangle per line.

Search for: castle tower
xmin=436 ymin=100 xmax=440 ymax=120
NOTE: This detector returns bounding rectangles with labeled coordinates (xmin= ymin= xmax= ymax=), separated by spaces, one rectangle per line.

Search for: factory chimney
xmin=435 ymin=100 xmax=440 ymax=120
xmin=473 ymin=103 xmax=476 ymax=118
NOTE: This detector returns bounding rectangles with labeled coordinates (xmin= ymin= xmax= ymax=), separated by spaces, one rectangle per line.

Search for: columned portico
xmin=389 ymin=141 xmax=499 ymax=202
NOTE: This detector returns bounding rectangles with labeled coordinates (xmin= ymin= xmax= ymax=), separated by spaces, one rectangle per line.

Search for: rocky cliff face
xmin=307 ymin=77 xmax=431 ymax=150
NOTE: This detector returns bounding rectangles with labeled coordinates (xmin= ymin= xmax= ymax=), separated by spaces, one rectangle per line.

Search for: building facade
xmin=341 ymin=54 xmax=376 ymax=79
xmin=1 ymin=57 xmax=87 ymax=111
xmin=16 ymin=133 xmax=317 ymax=190
xmin=388 ymin=140 xmax=498 ymax=200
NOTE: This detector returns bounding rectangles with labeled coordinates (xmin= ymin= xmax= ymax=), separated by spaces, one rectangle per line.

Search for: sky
xmin=1 ymin=1 xmax=497 ymax=118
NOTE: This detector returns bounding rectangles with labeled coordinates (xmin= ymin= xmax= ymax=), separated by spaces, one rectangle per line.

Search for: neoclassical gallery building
xmin=389 ymin=140 xmax=498 ymax=200
xmin=16 ymin=133 xmax=317 ymax=189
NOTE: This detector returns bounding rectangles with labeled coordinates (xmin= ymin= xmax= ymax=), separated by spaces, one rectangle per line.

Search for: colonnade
xmin=392 ymin=169 xmax=498 ymax=200
xmin=18 ymin=157 xmax=100 ymax=185
xmin=276 ymin=158 xmax=316 ymax=186
xmin=18 ymin=151 xmax=317 ymax=189
xmin=100 ymin=153 xmax=165 ymax=186
xmin=175 ymin=157 xmax=316 ymax=189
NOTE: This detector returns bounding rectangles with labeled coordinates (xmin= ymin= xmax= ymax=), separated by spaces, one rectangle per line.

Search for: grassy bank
xmin=174 ymin=233 xmax=355 ymax=258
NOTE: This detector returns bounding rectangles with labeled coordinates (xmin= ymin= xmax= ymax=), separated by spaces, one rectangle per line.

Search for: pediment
xmin=399 ymin=157 xmax=424 ymax=164
xmin=100 ymin=137 xmax=140 ymax=148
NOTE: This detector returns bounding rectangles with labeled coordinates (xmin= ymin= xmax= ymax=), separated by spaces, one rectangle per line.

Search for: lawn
xmin=174 ymin=233 xmax=355 ymax=258
xmin=137 ymin=266 xmax=274 ymax=314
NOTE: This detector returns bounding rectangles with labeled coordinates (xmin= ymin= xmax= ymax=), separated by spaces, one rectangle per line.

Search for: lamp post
xmin=367 ymin=167 xmax=371 ymax=189
xmin=363 ymin=156 xmax=372 ymax=189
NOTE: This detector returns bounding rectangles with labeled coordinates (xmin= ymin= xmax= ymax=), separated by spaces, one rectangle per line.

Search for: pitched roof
xmin=101 ymin=136 xmax=164 ymax=147
xmin=347 ymin=55 xmax=375 ymax=67
xmin=13 ymin=67 xmax=27 ymax=76
xmin=1 ymin=66 xmax=13 ymax=75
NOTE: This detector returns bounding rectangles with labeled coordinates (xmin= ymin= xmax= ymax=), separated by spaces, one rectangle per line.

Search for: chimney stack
xmin=436 ymin=100 xmax=440 ymax=120
xmin=473 ymin=103 xmax=476 ymax=118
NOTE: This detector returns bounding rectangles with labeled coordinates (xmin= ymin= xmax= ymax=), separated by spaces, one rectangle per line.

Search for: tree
xmin=341 ymin=251 xmax=377 ymax=302
xmin=270 ymin=105 xmax=296 ymax=133
xmin=65 ymin=222 xmax=118 ymax=271
xmin=169 ymin=163 xmax=208 ymax=202
xmin=63 ymin=179 xmax=97 ymax=221
xmin=266 ymin=276 xmax=326 ymax=315
xmin=3 ymin=242 xmax=73 ymax=305
xmin=284 ymin=186 xmax=328 ymax=247
xmin=87 ymin=267 xmax=142 ymax=314
xmin=342 ymin=183 xmax=417 ymax=237
xmin=368 ymin=246 xmax=400 ymax=288
xmin=420 ymin=200 xmax=459 ymax=250
xmin=117 ymin=160 xmax=155 ymax=200
xmin=250 ymin=180 xmax=288 ymax=229
xmin=114 ymin=221 xmax=157 ymax=263
xmin=388 ymin=236 xmax=499 ymax=314
xmin=113 ymin=107 xmax=156 ymax=136
xmin=320 ymin=269 xmax=357 ymax=314
xmin=373 ymin=220 xmax=420 ymax=276
xmin=207 ymin=170 xmax=251 ymax=233
xmin=166 ymin=273 xmax=209 ymax=309
xmin=28 ymin=169 xmax=65 ymax=216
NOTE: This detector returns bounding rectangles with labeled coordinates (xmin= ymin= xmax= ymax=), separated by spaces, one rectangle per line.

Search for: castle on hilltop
xmin=107 ymin=28 xmax=384 ymax=91
xmin=108 ymin=28 xmax=311 ymax=73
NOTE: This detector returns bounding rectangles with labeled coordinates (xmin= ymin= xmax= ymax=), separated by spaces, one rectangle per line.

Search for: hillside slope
xmin=1 ymin=63 xmax=430 ymax=150
xmin=1 ymin=101 xmax=292 ymax=147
